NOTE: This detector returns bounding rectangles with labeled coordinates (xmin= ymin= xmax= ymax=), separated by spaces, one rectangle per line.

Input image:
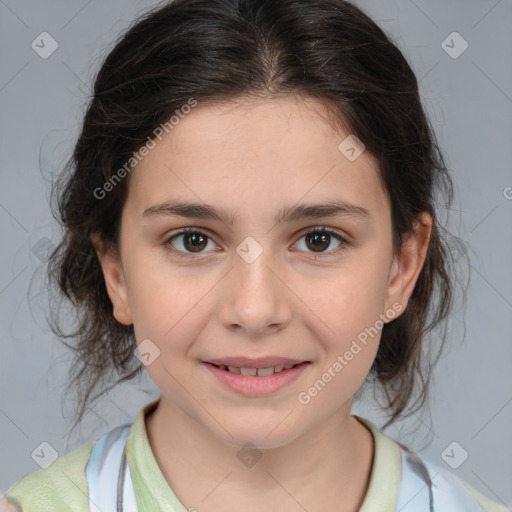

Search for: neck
xmin=145 ymin=397 xmax=375 ymax=511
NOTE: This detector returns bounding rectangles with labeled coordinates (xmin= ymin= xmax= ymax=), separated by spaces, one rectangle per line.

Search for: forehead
xmin=125 ymin=95 xmax=388 ymax=221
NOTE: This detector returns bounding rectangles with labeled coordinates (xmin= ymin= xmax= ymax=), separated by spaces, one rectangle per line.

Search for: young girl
xmin=2 ymin=0 xmax=509 ymax=511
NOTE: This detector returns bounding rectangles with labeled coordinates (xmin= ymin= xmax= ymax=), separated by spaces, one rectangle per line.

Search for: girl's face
xmin=95 ymin=95 xmax=430 ymax=448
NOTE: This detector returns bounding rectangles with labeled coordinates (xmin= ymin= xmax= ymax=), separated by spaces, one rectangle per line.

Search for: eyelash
xmin=163 ymin=226 xmax=350 ymax=259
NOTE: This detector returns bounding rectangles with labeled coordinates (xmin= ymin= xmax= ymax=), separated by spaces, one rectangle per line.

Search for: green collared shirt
xmin=6 ymin=400 xmax=509 ymax=511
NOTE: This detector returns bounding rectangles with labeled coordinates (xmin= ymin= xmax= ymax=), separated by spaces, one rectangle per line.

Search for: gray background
xmin=1 ymin=0 xmax=511 ymax=507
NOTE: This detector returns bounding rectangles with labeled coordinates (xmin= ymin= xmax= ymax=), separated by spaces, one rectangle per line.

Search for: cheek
xmin=126 ymin=254 xmax=215 ymax=344
xmin=299 ymin=261 xmax=389 ymax=332
xmin=307 ymin=275 xmax=385 ymax=402
xmin=293 ymin=253 xmax=390 ymax=374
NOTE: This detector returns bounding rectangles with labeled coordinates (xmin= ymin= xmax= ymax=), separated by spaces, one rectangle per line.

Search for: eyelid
xmin=295 ymin=225 xmax=351 ymax=241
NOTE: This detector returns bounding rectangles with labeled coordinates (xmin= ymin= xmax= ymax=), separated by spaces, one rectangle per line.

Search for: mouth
xmin=202 ymin=360 xmax=311 ymax=397
xmin=207 ymin=362 xmax=304 ymax=377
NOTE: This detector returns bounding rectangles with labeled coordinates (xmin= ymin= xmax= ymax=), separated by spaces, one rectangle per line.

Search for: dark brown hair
xmin=47 ymin=0 xmax=459 ymax=433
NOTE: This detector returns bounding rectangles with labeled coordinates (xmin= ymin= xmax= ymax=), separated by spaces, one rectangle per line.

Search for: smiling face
xmin=93 ymin=95 xmax=430 ymax=449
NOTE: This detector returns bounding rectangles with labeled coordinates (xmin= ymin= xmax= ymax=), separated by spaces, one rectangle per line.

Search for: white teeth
xmin=240 ymin=367 xmax=257 ymax=376
xmin=216 ymin=364 xmax=298 ymax=376
xmin=256 ymin=367 xmax=275 ymax=377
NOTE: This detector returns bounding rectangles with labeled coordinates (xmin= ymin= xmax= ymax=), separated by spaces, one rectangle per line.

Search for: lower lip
xmin=203 ymin=362 xmax=310 ymax=397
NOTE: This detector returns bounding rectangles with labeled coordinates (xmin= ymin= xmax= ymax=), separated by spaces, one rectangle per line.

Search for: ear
xmin=90 ymin=233 xmax=133 ymax=326
xmin=383 ymin=212 xmax=432 ymax=322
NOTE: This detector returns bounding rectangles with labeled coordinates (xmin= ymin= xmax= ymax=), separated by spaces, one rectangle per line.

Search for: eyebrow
xmin=142 ymin=199 xmax=370 ymax=225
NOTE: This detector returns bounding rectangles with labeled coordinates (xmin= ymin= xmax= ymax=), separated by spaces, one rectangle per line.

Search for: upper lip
xmin=205 ymin=356 xmax=309 ymax=368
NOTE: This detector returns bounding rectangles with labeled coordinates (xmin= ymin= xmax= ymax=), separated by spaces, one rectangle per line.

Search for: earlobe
xmin=90 ymin=233 xmax=133 ymax=326
xmin=384 ymin=213 xmax=432 ymax=320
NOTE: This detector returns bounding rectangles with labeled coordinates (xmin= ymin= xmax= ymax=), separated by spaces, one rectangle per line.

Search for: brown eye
xmin=305 ymin=232 xmax=331 ymax=252
xmin=294 ymin=227 xmax=349 ymax=257
xmin=165 ymin=228 xmax=215 ymax=255
xmin=181 ymin=232 xmax=208 ymax=252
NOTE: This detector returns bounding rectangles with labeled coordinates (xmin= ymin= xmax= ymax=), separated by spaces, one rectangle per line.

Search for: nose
xmin=217 ymin=243 xmax=292 ymax=337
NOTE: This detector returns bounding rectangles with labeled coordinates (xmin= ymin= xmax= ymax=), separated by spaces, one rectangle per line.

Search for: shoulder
xmin=4 ymin=400 xmax=158 ymax=512
xmin=5 ymin=438 xmax=96 ymax=512
xmin=430 ymin=468 xmax=510 ymax=512
xmin=398 ymin=444 xmax=510 ymax=512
